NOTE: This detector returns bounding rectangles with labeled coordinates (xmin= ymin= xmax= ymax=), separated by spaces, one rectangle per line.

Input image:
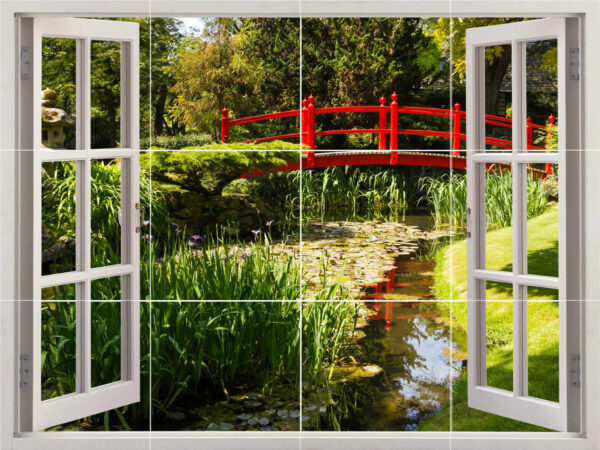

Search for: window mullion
xmin=82 ymin=37 xmax=91 ymax=150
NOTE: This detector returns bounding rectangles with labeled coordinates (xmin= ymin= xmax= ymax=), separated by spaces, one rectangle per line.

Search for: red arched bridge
xmin=223 ymin=93 xmax=555 ymax=177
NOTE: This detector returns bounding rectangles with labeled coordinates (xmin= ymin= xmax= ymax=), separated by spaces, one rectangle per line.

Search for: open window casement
xmin=18 ymin=18 xmax=141 ymax=431
xmin=466 ymin=18 xmax=582 ymax=432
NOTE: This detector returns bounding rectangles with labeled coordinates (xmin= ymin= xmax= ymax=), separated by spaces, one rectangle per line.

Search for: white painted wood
xmin=471 ymin=153 xmax=560 ymax=163
xmin=22 ymin=17 xmax=141 ymax=431
xmin=472 ymin=269 xmax=560 ymax=290
xmin=7 ymin=431 xmax=588 ymax=450
xmin=466 ymin=17 xmax=582 ymax=433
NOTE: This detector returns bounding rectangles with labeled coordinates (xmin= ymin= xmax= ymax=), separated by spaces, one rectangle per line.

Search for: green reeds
xmin=419 ymin=171 xmax=550 ymax=230
xmin=299 ymin=166 xmax=409 ymax=221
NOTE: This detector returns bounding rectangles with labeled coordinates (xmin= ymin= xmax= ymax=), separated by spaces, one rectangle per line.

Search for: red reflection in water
xmin=368 ymin=301 xmax=440 ymax=331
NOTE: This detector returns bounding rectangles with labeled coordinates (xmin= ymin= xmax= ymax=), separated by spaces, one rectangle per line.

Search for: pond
xmin=303 ymin=214 xmax=464 ymax=431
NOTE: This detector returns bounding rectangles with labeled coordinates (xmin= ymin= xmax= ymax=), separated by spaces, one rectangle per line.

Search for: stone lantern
xmin=41 ymin=88 xmax=75 ymax=149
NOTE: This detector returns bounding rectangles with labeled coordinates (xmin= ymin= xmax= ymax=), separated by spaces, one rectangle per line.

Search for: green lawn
xmin=421 ymin=205 xmax=559 ymax=431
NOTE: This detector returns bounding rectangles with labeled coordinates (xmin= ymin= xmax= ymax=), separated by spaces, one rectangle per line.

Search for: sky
xmin=177 ymin=18 xmax=205 ymax=36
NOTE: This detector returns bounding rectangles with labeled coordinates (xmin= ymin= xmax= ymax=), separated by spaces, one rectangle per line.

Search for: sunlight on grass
xmin=425 ymin=205 xmax=560 ymax=431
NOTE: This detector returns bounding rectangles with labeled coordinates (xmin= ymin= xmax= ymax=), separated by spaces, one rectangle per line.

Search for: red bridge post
xmin=301 ymin=98 xmax=308 ymax=147
xmin=307 ymin=94 xmax=315 ymax=167
xmin=389 ymin=92 xmax=398 ymax=164
xmin=378 ymin=96 xmax=387 ymax=150
xmin=307 ymin=94 xmax=315 ymax=150
xmin=452 ymin=102 xmax=461 ymax=156
xmin=221 ymin=107 xmax=229 ymax=143
xmin=526 ymin=116 xmax=533 ymax=150
xmin=545 ymin=114 xmax=555 ymax=176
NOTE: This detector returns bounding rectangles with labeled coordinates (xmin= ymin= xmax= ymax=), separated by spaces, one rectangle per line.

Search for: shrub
xmin=141 ymin=149 xmax=299 ymax=195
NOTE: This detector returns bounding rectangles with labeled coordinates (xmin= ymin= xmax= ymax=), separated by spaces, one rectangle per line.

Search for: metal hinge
xmin=19 ymin=354 xmax=30 ymax=388
xmin=569 ymin=48 xmax=580 ymax=81
xmin=135 ymin=203 xmax=142 ymax=233
xmin=20 ymin=47 xmax=31 ymax=80
xmin=466 ymin=207 xmax=471 ymax=238
xmin=570 ymin=354 xmax=581 ymax=388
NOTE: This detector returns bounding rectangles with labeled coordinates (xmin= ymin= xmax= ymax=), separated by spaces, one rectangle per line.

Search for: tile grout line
xmin=449 ymin=2 xmax=454 ymax=446
xmin=299 ymin=2 xmax=303 ymax=445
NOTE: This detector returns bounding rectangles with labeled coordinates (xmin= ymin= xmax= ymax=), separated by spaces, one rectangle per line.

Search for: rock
xmin=362 ymin=365 xmax=383 ymax=374
xmin=289 ymin=410 xmax=300 ymax=418
xmin=264 ymin=409 xmax=276 ymax=416
xmin=303 ymin=404 xmax=317 ymax=412
xmin=319 ymin=406 xmax=327 ymax=413
xmin=302 ymin=416 xmax=310 ymax=422
xmin=246 ymin=392 xmax=262 ymax=400
xmin=165 ymin=411 xmax=186 ymax=421
xmin=237 ymin=413 xmax=253 ymax=421
xmin=219 ymin=422 xmax=234 ymax=431
xmin=276 ymin=409 xmax=289 ymax=418
xmin=206 ymin=423 xmax=219 ymax=431
xmin=244 ymin=400 xmax=263 ymax=408
xmin=258 ymin=417 xmax=270 ymax=426
xmin=260 ymin=425 xmax=278 ymax=431
xmin=247 ymin=417 xmax=260 ymax=426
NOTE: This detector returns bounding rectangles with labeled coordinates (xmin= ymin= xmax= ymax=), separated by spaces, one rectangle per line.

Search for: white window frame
xmin=465 ymin=18 xmax=581 ymax=432
xmin=17 ymin=17 xmax=142 ymax=431
xmin=1 ymin=1 xmax=599 ymax=449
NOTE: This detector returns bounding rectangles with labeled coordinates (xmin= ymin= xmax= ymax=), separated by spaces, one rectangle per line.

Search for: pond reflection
xmin=305 ymin=302 xmax=462 ymax=431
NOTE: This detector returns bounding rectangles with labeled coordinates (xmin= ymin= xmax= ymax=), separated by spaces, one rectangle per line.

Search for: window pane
xmin=91 ymin=276 xmax=122 ymax=388
xmin=91 ymin=40 xmax=121 ymax=149
xmin=42 ymin=161 xmax=77 ymax=275
xmin=485 ymin=167 xmax=513 ymax=271
xmin=484 ymin=44 xmax=512 ymax=152
xmin=527 ymin=166 xmax=557 ymax=277
xmin=485 ymin=283 xmax=513 ymax=392
xmin=41 ymin=298 xmax=77 ymax=401
xmin=525 ymin=39 xmax=558 ymax=153
xmin=42 ymin=37 xmax=77 ymax=149
xmin=527 ymin=289 xmax=559 ymax=402
xmin=91 ymin=159 xmax=122 ymax=267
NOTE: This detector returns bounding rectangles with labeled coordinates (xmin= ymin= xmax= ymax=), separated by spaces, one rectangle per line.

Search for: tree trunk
xmin=154 ymin=83 xmax=169 ymax=136
xmin=484 ymin=45 xmax=512 ymax=116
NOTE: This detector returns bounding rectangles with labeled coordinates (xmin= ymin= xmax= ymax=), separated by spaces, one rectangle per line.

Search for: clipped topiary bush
xmin=141 ymin=133 xmax=215 ymax=150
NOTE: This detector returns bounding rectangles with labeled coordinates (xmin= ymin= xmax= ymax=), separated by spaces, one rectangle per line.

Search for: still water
xmin=304 ymin=214 xmax=463 ymax=431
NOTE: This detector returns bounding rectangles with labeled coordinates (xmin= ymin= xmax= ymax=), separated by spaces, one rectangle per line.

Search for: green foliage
xmin=142 ymin=149 xmax=299 ymax=195
xmin=303 ymin=301 xmax=359 ymax=386
xmin=534 ymin=122 xmax=558 ymax=151
xmin=431 ymin=18 xmax=516 ymax=81
xmin=167 ymin=18 xmax=300 ymax=141
xmin=196 ymin=141 xmax=301 ymax=150
xmin=42 ymin=18 xmax=184 ymax=146
xmin=419 ymin=171 xmax=549 ymax=229
xmin=302 ymin=18 xmax=447 ymax=149
xmin=42 ymin=160 xmax=168 ymax=268
xmin=141 ymin=133 xmax=214 ymax=150
xmin=148 ymin=231 xmax=301 ymax=300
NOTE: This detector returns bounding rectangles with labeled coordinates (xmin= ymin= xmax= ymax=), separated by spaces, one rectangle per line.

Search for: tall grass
xmin=41 ymin=292 xmax=359 ymax=429
xmin=300 ymin=166 xmax=409 ymax=221
xmin=419 ymin=170 xmax=551 ymax=230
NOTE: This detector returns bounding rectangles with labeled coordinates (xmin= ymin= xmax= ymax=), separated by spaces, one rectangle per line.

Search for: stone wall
xmin=165 ymin=189 xmax=280 ymax=237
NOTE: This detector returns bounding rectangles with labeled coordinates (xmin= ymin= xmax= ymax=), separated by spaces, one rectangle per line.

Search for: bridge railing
xmin=221 ymin=92 xmax=555 ymax=163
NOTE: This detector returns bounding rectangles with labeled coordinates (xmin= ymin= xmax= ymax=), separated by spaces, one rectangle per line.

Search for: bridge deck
xmin=241 ymin=150 xmax=546 ymax=178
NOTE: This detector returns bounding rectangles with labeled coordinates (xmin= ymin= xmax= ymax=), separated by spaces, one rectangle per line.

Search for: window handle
xmin=135 ymin=203 xmax=144 ymax=233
